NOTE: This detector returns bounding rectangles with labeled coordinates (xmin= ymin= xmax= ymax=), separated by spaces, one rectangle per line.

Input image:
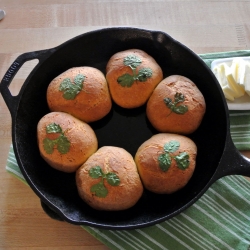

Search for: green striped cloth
xmin=5 ymin=51 xmax=250 ymax=250
xmin=229 ymin=111 xmax=250 ymax=150
xmin=6 ymin=145 xmax=250 ymax=250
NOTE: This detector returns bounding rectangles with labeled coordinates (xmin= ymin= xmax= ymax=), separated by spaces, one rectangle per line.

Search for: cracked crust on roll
xmin=146 ymin=75 xmax=206 ymax=134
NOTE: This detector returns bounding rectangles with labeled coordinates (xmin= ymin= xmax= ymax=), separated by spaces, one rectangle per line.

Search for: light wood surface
xmin=1 ymin=0 xmax=250 ymax=249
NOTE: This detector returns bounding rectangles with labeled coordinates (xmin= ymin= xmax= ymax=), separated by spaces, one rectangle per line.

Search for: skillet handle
xmin=0 ymin=49 xmax=53 ymax=117
xmin=41 ymin=201 xmax=64 ymax=222
xmin=214 ymin=136 xmax=250 ymax=180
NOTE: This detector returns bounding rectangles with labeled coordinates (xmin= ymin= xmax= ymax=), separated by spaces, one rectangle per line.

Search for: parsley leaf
xmin=163 ymin=98 xmax=174 ymax=109
xmin=158 ymin=140 xmax=190 ymax=172
xmin=46 ymin=123 xmax=62 ymax=134
xmin=136 ymin=68 xmax=153 ymax=82
xmin=89 ymin=166 xmax=103 ymax=179
xmin=163 ymin=140 xmax=180 ymax=153
xmin=90 ymin=182 xmax=108 ymax=198
xmin=43 ymin=138 xmax=55 ymax=154
xmin=57 ymin=134 xmax=70 ymax=154
xmin=117 ymin=73 xmax=135 ymax=87
xmin=175 ymin=152 xmax=190 ymax=170
xmin=43 ymin=123 xmax=70 ymax=154
xmin=124 ymin=54 xmax=142 ymax=69
xmin=117 ymin=55 xmax=153 ymax=87
xmin=164 ymin=92 xmax=188 ymax=116
xmin=106 ymin=172 xmax=120 ymax=186
xmin=89 ymin=166 xmax=120 ymax=198
xmin=174 ymin=92 xmax=185 ymax=103
xmin=74 ymin=74 xmax=85 ymax=86
xmin=172 ymin=105 xmax=189 ymax=114
xmin=158 ymin=153 xmax=171 ymax=172
xmin=59 ymin=74 xmax=85 ymax=100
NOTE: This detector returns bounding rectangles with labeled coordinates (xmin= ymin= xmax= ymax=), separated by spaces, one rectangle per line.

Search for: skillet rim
xmin=8 ymin=27 xmax=230 ymax=229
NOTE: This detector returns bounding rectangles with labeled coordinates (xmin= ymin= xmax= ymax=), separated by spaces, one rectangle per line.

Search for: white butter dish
xmin=211 ymin=57 xmax=250 ymax=110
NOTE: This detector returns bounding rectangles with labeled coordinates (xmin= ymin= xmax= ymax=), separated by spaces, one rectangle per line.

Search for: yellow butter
xmin=243 ymin=62 xmax=250 ymax=96
xmin=223 ymin=63 xmax=244 ymax=98
xmin=236 ymin=59 xmax=247 ymax=85
xmin=212 ymin=64 xmax=237 ymax=101
xmin=231 ymin=58 xmax=240 ymax=82
xmin=222 ymin=85 xmax=235 ymax=101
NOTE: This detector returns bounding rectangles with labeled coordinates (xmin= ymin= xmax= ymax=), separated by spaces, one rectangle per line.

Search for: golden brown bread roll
xmin=76 ymin=146 xmax=143 ymax=211
xmin=37 ymin=112 xmax=98 ymax=173
xmin=135 ymin=133 xmax=197 ymax=194
xmin=146 ymin=75 xmax=206 ymax=134
xmin=47 ymin=66 xmax=112 ymax=123
xmin=106 ymin=49 xmax=163 ymax=108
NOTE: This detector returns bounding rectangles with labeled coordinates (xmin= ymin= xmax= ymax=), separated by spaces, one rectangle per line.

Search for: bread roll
xmin=76 ymin=146 xmax=143 ymax=211
xmin=47 ymin=66 xmax=112 ymax=123
xmin=146 ymin=75 xmax=206 ymax=134
xmin=37 ymin=112 xmax=98 ymax=173
xmin=106 ymin=49 xmax=163 ymax=108
xmin=135 ymin=133 xmax=197 ymax=194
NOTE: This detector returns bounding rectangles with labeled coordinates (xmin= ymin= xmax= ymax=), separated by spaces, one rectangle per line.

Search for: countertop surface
xmin=1 ymin=0 xmax=250 ymax=249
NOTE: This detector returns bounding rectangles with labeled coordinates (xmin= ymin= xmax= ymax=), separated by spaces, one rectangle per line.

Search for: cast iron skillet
xmin=1 ymin=27 xmax=250 ymax=230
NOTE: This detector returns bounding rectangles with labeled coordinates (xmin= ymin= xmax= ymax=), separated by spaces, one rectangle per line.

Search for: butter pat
xmin=243 ymin=62 xmax=250 ymax=96
xmin=211 ymin=58 xmax=249 ymax=101
xmin=223 ymin=63 xmax=244 ymax=98
xmin=212 ymin=64 xmax=235 ymax=101
xmin=222 ymin=86 xmax=235 ymax=101
xmin=236 ymin=58 xmax=247 ymax=85
xmin=211 ymin=56 xmax=250 ymax=108
xmin=231 ymin=58 xmax=240 ymax=82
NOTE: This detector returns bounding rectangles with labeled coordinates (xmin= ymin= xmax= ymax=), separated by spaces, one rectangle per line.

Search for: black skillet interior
xmin=13 ymin=27 xmax=228 ymax=229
